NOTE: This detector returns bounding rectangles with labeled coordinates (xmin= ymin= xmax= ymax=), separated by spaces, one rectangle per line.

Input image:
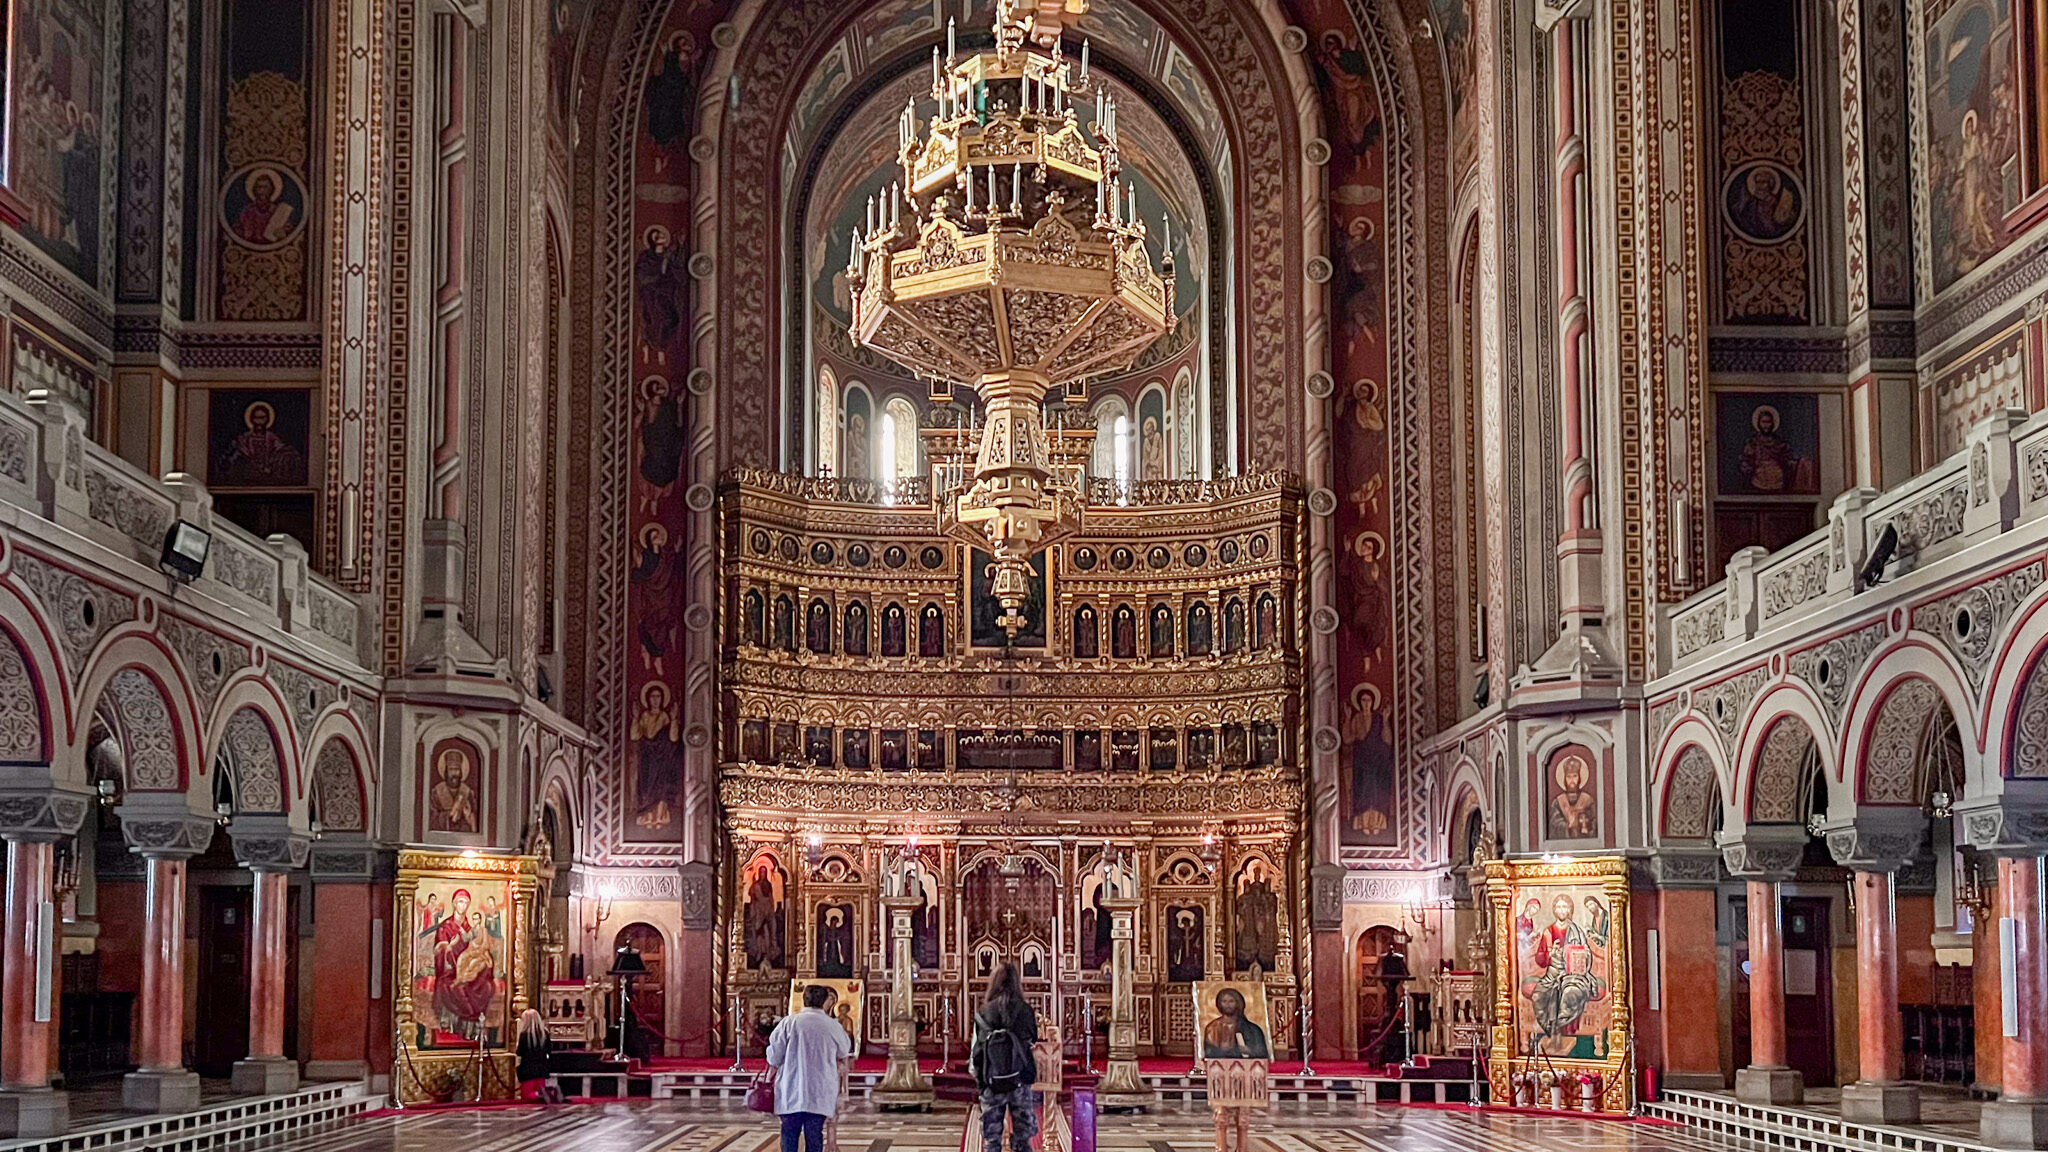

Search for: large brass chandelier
xmin=847 ymin=0 xmax=1175 ymax=640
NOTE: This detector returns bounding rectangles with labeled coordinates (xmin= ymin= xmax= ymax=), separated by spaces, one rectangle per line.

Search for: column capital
xmin=114 ymin=795 xmax=217 ymax=860
xmin=1718 ymin=825 xmax=1808 ymax=881
xmin=1823 ymin=809 xmax=1927 ymax=873
xmin=0 ymin=773 xmax=93 ymax=843
xmin=1956 ymin=793 xmax=2048 ymax=858
xmin=1648 ymin=847 xmax=1724 ymax=889
xmin=227 ymin=815 xmax=312 ymax=872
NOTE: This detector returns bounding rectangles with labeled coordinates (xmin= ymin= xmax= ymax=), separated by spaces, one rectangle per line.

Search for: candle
xmin=1012 ymin=163 xmax=1022 ymax=211
xmin=966 ymin=168 xmax=975 ymax=211
xmin=1081 ymin=39 xmax=1090 ymax=83
xmin=987 ymin=165 xmax=996 ymax=212
xmin=948 ymin=17 xmax=957 ymax=63
xmin=1096 ymin=175 xmax=1106 ymax=218
xmin=727 ymin=75 xmax=741 ymax=111
xmin=868 ymin=195 xmax=877 ymax=236
xmin=932 ymin=46 xmax=942 ymax=92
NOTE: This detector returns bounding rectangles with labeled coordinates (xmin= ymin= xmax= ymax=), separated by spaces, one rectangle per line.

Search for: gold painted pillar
xmin=1096 ymin=894 xmax=1154 ymax=1109
xmin=872 ymin=894 xmax=933 ymax=1109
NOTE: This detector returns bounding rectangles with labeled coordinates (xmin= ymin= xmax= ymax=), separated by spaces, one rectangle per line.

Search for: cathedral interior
xmin=2 ymin=0 xmax=2048 ymax=1147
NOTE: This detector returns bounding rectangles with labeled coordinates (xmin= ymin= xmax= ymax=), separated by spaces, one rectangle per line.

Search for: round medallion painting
xmin=220 ymin=165 xmax=309 ymax=251
xmin=1722 ymin=160 xmax=1805 ymax=246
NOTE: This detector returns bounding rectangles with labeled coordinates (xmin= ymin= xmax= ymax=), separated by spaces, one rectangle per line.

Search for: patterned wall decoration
xmin=103 ymin=668 xmax=180 ymax=790
xmin=1716 ymin=0 xmax=1809 ymax=325
xmin=6 ymin=0 xmax=117 ymax=286
xmin=313 ymin=739 xmax=368 ymax=832
xmin=1662 ymin=745 xmax=1720 ymax=840
xmin=216 ymin=0 xmax=314 ymax=321
xmin=1921 ymin=0 xmax=2020 ymax=291
xmin=1932 ymin=322 xmax=2032 ymax=458
xmin=2013 ymin=645 xmax=2048 ymax=778
xmin=1302 ymin=3 xmax=1398 ymax=848
xmin=219 ymin=706 xmax=286 ymax=814
xmin=1748 ymin=717 xmax=1817 ymax=823
xmin=0 ymin=628 xmax=44 ymax=761
xmin=1862 ymin=678 xmax=1945 ymax=804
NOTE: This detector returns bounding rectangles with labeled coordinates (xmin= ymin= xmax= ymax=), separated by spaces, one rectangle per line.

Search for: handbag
xmin=745 ymin=1069 xmax=777 ymax=1113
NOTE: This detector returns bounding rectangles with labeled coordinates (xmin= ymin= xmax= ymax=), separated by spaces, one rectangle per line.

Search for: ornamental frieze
xmin=719 ymin=765 xmax=1301 ymax=817
xmin=725 ymin=657 xmax=1296 ymax=700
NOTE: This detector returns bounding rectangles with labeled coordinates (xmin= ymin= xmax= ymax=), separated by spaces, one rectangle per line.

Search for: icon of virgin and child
xmin=414 ymin=887 xmax=504 ymax=1045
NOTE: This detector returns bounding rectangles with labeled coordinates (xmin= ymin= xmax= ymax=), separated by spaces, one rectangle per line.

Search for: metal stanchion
xmin=728 ymin=995 xmax=746 ymax=1072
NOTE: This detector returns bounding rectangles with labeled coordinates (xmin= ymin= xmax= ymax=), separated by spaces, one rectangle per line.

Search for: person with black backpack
xmin=970 ymin=964 xmax=1039 ymax=1152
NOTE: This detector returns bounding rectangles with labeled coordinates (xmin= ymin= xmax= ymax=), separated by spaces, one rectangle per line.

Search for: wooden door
xmin=1781 ymin=897 xmax=1834 ymax=1086
xmin=196 ymin=887 xmax=251 ymax=1077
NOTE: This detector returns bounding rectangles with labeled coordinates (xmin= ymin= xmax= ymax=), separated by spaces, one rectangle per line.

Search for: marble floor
xmin=260 ymin=1099 xmax=1769 ymax=1152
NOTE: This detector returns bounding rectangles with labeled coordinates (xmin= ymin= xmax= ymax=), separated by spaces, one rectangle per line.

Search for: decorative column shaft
xmin=1826 ymin=813 xmax=1922 ymax=1122
xmin=1722 ymin=829 xmax=1805 ymax=1104
xmin=0 ymin=837 xmax=62 ymax=1137
xmin=229 ymin=819 xmax=310 ymax=1096
xmin=128 ymin=853 xmax=202 ymax=1112
xmin=1958 ymin=796 xmax=2048 ymax=1148
xmin=1095 ymin=895 xmax=1153 ymax=1109
xmin=872 ymin=894 xmax=933 ymax=1109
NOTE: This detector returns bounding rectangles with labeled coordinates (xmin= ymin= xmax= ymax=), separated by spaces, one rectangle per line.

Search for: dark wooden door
xmin=1781 ymin=897 xmax=1834 ymax=1086
xmin=195 ymin=887 xmax=251 ymax=1077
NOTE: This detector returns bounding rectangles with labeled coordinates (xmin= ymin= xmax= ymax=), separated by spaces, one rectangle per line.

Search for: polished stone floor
xmin=261 ymin=1099 xmax=1769 ymax=1152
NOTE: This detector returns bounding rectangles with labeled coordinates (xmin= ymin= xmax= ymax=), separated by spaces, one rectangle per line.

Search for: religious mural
xmin=1716 ymin=0 xmax=1811 ymax=324
xmin=815 ymin=904 xmax=855 ymax=978
xmin=1231 ymin=858 xmax=1280 ymax=974
xmin=1194 ymin=980 xmax=1271 ymax=1060
xmin=409 ymin=878 xmax=510 ymax=1047
xmin=1303 ymin=7 xmax=1398 ymax=848
xmin=217 ymin=0 xmax=314 ymax=321
xmin=743 ymin=855 xmax=789 ymax=970
xmin=1511 ymin=886 xmax=1613 ymax=1059
xmin=208 ymin=390 xmax=311 ymax=488
xmin=1542 ymin=745 xmax=1598 ymax=841
xmin=425 ymin=738 xmax=483 ymax=835
xmin=624 ymin=6 xmax=715 ymax=843
xmin=1166 ymin=905 xmax=1205 ymax=982
xmin=789 ymin=979 xmax=864 ymax=1049
xmin=1924 ymin=0 xmax=2020 ymax=290
xmin=1716 ymin=393 xmax=1819 ymax=497
xmin=6 ymin=0 xmax=110 ymax=284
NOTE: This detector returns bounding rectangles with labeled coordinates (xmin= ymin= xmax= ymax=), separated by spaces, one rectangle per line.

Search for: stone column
xmin=871 ymin=894 xmax=933 ymax=1109
xmin=1096 ymin=894 xmax=1154 ymax=1110
xmin=0 ymin=783 xmax=90 ymax=1137
xmin=1959 ymin=794 xmax=2048 ymax=1148
xmin=1648 ymin=850 xmax=1726 ymax=1089
xmin=1826 ymin=813 xmax=1925 ymax=1123
xmin=230 ymin=817 xmax=311 ymax=1095
xmin=116 ymin=798 xmax=216 ymax=1113
xmin=1720 ymin=828 xmax=1806 ymax=1104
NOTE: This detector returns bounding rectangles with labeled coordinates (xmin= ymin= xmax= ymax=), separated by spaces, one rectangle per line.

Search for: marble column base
xmin=1841 ymin=1082 xmax=1920 ymax=1124
xmin=1734 ymin=1065 xmax=1804 ymax=1105
xmin=231 ymin=1057 xmax=301 ymax=1096
xmin=1983 ymin=1101 xmax=2048 ymax=1149
xmin=0 ymin=1088 xmax=67 ymax=1137
xmin=1661 ymin=1071 xmax=1728 ymax=1091
xmin=124 ymin=1068 xmax=202 ymax=1113
xmin=302 ymin=1059 xmax=370 ymax=1082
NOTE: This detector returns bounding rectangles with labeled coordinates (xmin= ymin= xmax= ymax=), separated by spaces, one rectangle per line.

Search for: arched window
xmin=879 ymin=409 xmax=897 ymax=486
xmin=884 ymin=396 xmax=920 ymax=489
xmin=844 ymin=601 xmax=870 ymax=657
xmin=744 ymin=589 xmax=765 ymax=647
xmin=817 ymin=368 xmax=839 ymax=476
xmin=1091 ymin=397 xmax=1129 ymax=480
xmin=920 ymin=603 xmax=946 ymax=657
xmin=806 ymin=599 xmax=832 ymax=655
xmin=881 ymin=603 xmax=907 ymax=657
xmin=1111 ymin=605 xmax=1137 ymax=659
xmin=1074 ymin=605 xmax=1099 ymax=659
xmin=1113 ymin=415 xmax=1132 ymax=490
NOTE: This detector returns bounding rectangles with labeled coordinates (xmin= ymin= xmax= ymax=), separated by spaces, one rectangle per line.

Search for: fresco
xmin=1716 ymin=393 xmax=1820 ymax=497
xmin=1299 ymin=4 xmax=1397 ymax=849
xmin=208 ymin=389 xmax=311 ymax=488
xmin=7 ymin=0 xmax=110 ymax=284
xmin=1924 ymin=0 xmax=2020 ymax=290
xmin=217 ymin=0 xmax=313 ymax=321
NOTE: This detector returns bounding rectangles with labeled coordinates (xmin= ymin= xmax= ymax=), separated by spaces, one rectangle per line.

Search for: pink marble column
xmin=1984 ymin=855 xmax=2048 ymax=1148
xmin=2004 ymin=857 xmax=2048 ymax=1101
xmin=136 ymin=855 xmax=188 ymax=1073
xmin=1841 ymin=869 xmax=1918 ymax=1123
xmin=1746 ymin=879 xmax=1788 ymax=1068
xmin=248 ymin=871 xmax=288 ymax=1061
xmin=231 ymin=869 xmax=299 ymax=1095
xmin=0 ymin=839 xmax=55 ymax=1092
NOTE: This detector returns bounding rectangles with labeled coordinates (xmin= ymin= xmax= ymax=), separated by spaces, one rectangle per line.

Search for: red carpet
xmin=637 ymin=1056 xmax=1405 ymax=1078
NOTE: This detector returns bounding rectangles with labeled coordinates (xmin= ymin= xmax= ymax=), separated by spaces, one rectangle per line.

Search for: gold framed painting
xmin=392 ymin=850 xmax=540 ymax=1103
xmin=790 ymin=977 xmax=865 ymax=1051
xmin=1485 ymin=856 xmax=1630 ymax=1111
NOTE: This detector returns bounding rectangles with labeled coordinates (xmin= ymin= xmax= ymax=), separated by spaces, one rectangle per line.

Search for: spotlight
xmin=159 ymin=520 xmax=212 ymax=583
xmin=1858 ymin=522 xmax=1899 ymax=592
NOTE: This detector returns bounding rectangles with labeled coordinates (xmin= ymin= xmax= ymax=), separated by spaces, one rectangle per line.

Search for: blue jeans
xmin=780 ymin=1111 xmax=826 ymax=1152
